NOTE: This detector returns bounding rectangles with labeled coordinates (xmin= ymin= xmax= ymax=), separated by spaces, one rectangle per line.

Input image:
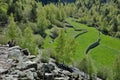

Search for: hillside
xmin=0 ymin=0 xmax=120 ymax=80
xmin=66 ymin=18 xmax=120 ymax=67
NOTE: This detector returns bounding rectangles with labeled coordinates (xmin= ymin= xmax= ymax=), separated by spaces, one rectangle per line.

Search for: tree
xmin=113 ymin=55 xmax=120 ymax=80
xmin=21 ymin=27 xmax=37 ymax=55
xmin=15 ymin=26 xmax=23 ymax=45
xmin=7 ymin=14 xmax=23 ymax=45
xmin=30 ymin=2 xmax=37 ymax=22
xmin=78 ymin=55 xmax=97 ymax=80
xmin=54 ymin=29 xmax=77 ymax=64
xmin=55 ymin=29 xmax=65 ymax=62
xmin=37 ymin=8 xmax=50 ymax=37
xmin=7 ymin=0 xmax=23 ymax=22
xmin=7 ymin=14 xmax=17 ymax=40
xmin=0 ymin=2 xmax=8 ymax=26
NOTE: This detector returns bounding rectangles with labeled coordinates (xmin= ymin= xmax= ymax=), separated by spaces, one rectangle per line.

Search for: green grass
xmin=66 ymin=18 xmax=120 ymax=68
xmin=44 ymin=18 xmax=120 ymax=68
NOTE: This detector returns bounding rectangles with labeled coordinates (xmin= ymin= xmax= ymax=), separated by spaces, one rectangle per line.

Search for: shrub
xmin=78 ymin=55 xmax=97 ymax=80
xmin=113 ymin=55 xmax=120 ymax=80
xmin=34 ymin=34 xmax=44 ymax=48
xmin=40 ymin=49 xmax=50 ymax=63
xmin=115 ymin=31 xmax=120 ymax=38
xmin=50 ymin=26 xmax=59 ymax=39
xmin=97 ymin=66 xmax=112 ymax=80
xmin=54 ymin=20 xmax=65 ymax=28
xmin=0 ymin=34 xmax=8 ymax=45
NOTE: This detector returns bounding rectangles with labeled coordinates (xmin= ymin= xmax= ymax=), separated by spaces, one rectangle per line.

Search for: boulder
xmin=0 ymin=45 xmax=102 ymax=80
xmin=21 ymin=48 xmax=30 ymax=56
xmin=8 ymin=48 xmax=22 ymax=61
xmin=8 ymin=46 xmax=21 ymax=51
xmin=40 ymin=64 xmax=55 ymax=73
xmin=0 ymin=69 xmax=8 ymax=74
xmin=45 ymin=73 xmax=54 ymax=80
xmin=16 ymin=61 xmax=37 ymax=71
xmin=54 ymin=77 xmax=70 ymax=80
xmin=25 ymin=70 xmax=34 ymax=80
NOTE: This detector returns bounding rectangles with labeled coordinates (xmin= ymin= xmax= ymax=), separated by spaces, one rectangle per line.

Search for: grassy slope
xmin=66 ymin=18 xmax=120 ymax=68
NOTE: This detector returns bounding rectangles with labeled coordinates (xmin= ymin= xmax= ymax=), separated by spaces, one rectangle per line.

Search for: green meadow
xmin=66 ymin=18 xmax=120 ymax=68
xmin=44 ymin=18 xmax=120 ymax=68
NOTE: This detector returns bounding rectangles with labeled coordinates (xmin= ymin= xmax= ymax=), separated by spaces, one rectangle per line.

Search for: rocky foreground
xmin=0 ymin=45 xmax=102 ymax=80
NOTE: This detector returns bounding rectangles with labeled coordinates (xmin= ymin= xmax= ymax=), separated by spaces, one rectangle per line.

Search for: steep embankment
xmin=66 ymin=18 xmax=120 ymax=67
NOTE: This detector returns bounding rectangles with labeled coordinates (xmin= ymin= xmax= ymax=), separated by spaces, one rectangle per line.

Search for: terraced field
xmin=44 ymin=18 xmax=120 ymax=68
xmin=66 ymin=18 xmax=120 ymax=68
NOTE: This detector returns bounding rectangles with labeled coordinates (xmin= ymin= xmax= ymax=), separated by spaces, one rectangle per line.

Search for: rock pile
xmin=0 ymin=46 xmax=102 ymax=80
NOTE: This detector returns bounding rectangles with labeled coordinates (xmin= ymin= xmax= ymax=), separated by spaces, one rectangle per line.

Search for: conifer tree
xmin=55 ymin=29 xmax=77 ymax=64
xmin=7 ymin=14 xmax=23 ymax=45
xmin=15 ymin=26 xmax=23 ymax=46
xmin=37 ymin=8 xmax=50 ymax=37
xmin=21 ymin=27 xmax=37 ymax=55
xmin=7 ymin=14 xmax=17 ymax=40
xmin=55 ymin=29 xmax=65 ymax=62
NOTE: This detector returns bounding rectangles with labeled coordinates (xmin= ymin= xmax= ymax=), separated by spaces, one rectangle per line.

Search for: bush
xmin=113 ymin=55 xmax=120 ymax=80
xmin=0 ymin=34 xmax=8 ymax=45
xmin=54 ymin=20 xmax=65 ymax=28
xmin=97 ymin=66 xmax=112 ymax=80
xmin=50 ymin=26 xmax=59 ymax=39
xmin=78 ymin=55 xmax=97 ymax=80
xmin=40 ymin=49 xmax=50 ymax=63
xmin=115 ymin=31 xmax=120 ymax=38
xmin=34 ymin=34 xmax=44 ymax=48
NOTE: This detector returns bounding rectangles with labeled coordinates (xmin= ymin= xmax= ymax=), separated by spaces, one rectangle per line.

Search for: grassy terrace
xmin=66 ymin=18 xmax=120 ymax=68
xmin=44 ymin=18 xmax=120 ymax=68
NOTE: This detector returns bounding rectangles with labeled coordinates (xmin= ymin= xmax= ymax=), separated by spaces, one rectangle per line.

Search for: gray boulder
xmin=40 ymin=64 xmax=55 ymax=73
xmin=16 ymin=61 xmax=37 ymax=71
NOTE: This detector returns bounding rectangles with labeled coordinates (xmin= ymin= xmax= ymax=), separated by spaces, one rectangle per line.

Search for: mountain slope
xmin=66 ymin=18 xmax=120 ymax=67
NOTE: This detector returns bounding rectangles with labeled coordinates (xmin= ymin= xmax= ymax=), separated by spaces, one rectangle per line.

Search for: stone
xmin=0 ymin=45 xmax=102 ymax=80
xmin=26 ymin=55 xmax=36 ymax=60
xmin=1 ymin=75 xmax=18 ymax=80
xmin=33 ymin=72 xmax=38 ymax=79
xmin=26 ymin=68 xmax=36 ymax=72
xmin=72 ymin=72 xmax=79 ymax=79
xmin=17 ymin=61 xmax=37 ymax=70
xmin=37 ymin=63 xmax=43 ymax=70
xmin=0 ymin=69 xmax=8 ymax=74
xmin=54 ymin=77 xmax=69 ymax=80
xmin=45 ymin=73 xmax=54 ymax=80
xmin=52 ymin=70 xmax=59 ymax=77
xmin=25 ymin=70 xmax=34 ymax=80
xmin=8 ymin=48 xmax=22 ymax=61
xmin=8 ymin=46 xmax=21 ymax=51
xmin=21 ymin=48 xmax=30 ymax=56
xmin=41 ymin=64 xmax=55 ymax=73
